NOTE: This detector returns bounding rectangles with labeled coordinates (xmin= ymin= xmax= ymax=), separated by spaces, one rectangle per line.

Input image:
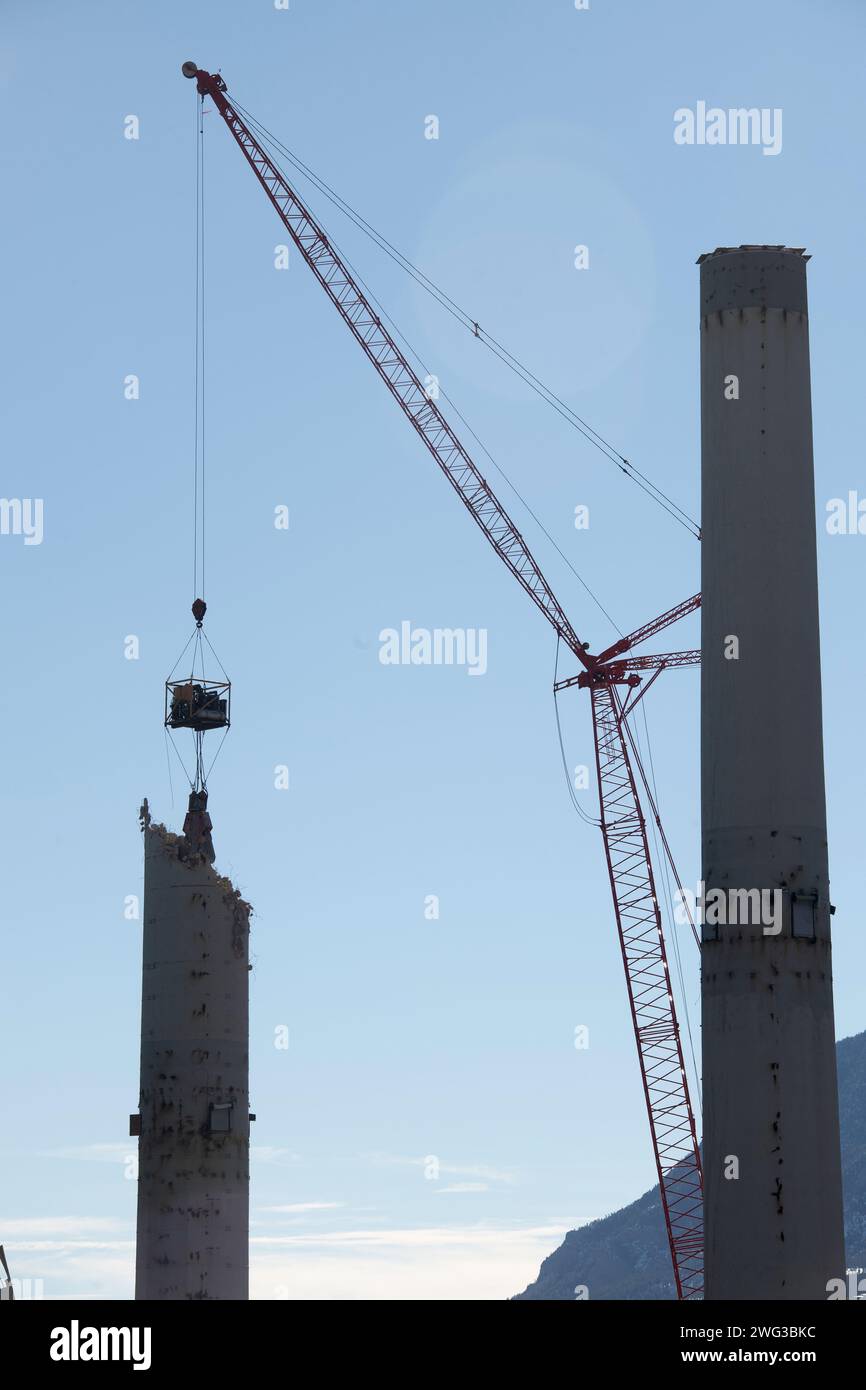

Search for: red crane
xmin=182 ymin=62 xmax=704 ymax=1299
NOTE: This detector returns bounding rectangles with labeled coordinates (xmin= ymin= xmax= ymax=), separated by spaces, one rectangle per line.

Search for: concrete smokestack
xmin=133 ymin=798 xmax=251 ymax=1300
xmin=699 ymin=246 xmax=845 ymax=1299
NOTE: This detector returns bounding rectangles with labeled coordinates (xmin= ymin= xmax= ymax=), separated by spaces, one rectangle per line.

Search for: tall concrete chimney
xmin=133 ymin=798 xmax=251 ymax=1300
xmin=699 ymin=246 xmax=845 ymax=1299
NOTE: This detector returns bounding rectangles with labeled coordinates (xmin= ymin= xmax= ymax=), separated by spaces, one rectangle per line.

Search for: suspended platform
xmin=164 ymin=598 xmax=231 ymax=792
xmin=165 ymin=679 xmax=230 ymax=733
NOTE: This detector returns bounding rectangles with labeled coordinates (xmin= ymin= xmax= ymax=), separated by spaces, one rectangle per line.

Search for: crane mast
xmin=184 ymin=63 xmax=704 ymax=1299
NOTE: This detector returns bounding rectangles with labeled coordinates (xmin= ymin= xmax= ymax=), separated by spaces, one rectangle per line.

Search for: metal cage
xmin=165 ymin=677 xmax=231 ymax=733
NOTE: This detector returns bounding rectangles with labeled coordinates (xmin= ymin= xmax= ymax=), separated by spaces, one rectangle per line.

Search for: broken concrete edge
xmin=138 ymin=799 xmax=253 ymax=932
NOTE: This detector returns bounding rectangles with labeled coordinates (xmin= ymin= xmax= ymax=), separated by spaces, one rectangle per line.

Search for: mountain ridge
xmin=514 ymin=1029 xmax=865 ymax=1300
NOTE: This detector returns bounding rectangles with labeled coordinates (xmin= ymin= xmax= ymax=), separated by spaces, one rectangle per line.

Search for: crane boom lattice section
xmin=591 ymin=682 xmax=704 ymax=1300
xmin=202 ymin=79 xmax=588 ymax=667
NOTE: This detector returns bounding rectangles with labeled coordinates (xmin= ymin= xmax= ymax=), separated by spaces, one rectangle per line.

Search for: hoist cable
xmin=201 ymin=99 xmax=207 ymax=603
xmin=635 ymin=701 xmax=702 ymax=1113
xmin=255 ymin=144 xmax=623 ymax=646
xmin=553 ymin=637 xmax=601 ymax=828
xmin=193 ymin=97 xmax=200 ymax=601
xmin=192 ymin=95 xmax=208 ymax=601
xmin=231 ymin=97 xmax=700 ymax=541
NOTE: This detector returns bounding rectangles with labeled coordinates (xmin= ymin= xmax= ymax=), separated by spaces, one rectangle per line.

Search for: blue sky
xmin=1 ymin=0 xmax=865 ymax=1299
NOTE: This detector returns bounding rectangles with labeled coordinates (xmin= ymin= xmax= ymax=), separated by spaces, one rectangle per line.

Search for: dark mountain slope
xmin=514 ymin=1029 xmax=866 ymax=1300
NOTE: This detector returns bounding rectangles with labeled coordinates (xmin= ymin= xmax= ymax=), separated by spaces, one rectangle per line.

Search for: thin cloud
xmin=1 ymin=1220 xmax=568 ymax=1300
xmin=251 ymin=1147 xmax=301 ymax=1166
xmin=248 ymin=1223 xmax=569 ymax=1300
xmin=250 ymin=1223 xmax=565 ymax=1249
xmin=434 ymin=1183 xmax=489 ymax=1194
xmin=257 ymin=1202 xmax=345 ymax=1214
xmin=362 ymin=1153 xmax=517 ymax=1185
xmin=0 ymin=1216 xmax=128 ymax=1238
xmin=33 ymin=1145 xmax=131 ymax=1165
